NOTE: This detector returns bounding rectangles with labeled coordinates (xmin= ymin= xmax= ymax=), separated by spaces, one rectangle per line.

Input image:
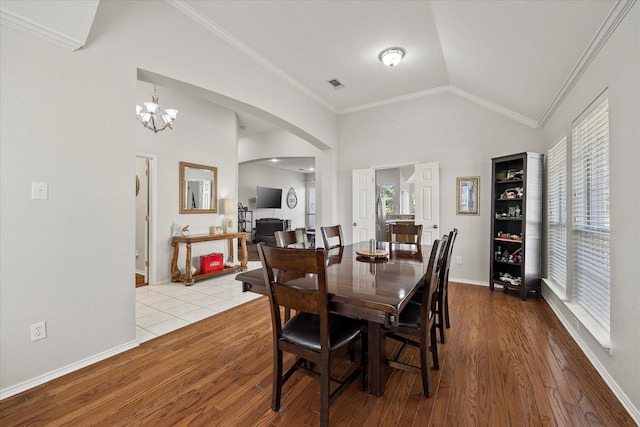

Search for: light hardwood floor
xmin=0 ymin=282 xmax=635 ymax=426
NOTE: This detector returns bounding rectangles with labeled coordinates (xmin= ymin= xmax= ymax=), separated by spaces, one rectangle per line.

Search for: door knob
xmin=433 ymin=224 xmax=438 ymax=229
xmin=353 ymin=222 xmax=357 ymax=226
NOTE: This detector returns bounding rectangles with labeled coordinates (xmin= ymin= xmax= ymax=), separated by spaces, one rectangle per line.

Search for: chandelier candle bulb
xmin=136 ymin=85 xmax=178 ymax=133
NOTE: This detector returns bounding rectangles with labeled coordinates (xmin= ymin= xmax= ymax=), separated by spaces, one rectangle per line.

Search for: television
xmin=256 ymin=186 xmax=282 ymax=209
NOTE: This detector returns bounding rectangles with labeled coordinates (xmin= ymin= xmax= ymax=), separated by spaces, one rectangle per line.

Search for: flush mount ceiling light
xmin=379 ymin=47 xmax=405 ymax=68
xmin=136 ymin=85 xmax=178 ymax=133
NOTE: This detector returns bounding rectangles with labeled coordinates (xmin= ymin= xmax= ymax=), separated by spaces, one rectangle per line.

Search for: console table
xmin=171 ymin=232 xmax=248 ymax=286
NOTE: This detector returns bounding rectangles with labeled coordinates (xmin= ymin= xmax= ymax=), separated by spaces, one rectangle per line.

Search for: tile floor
xmin=135 ymin=261 xmax=263 ymax=343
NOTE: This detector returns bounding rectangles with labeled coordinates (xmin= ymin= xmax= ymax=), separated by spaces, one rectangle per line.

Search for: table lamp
xmin=223 ymin=198 xmax=236 ymax=233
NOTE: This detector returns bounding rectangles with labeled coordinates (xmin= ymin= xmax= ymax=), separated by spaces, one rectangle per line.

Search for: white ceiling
xmin=180 ymin=0 xmax=618 ymax=127
xmin=1 ymin=0 xmax=625 ymax=157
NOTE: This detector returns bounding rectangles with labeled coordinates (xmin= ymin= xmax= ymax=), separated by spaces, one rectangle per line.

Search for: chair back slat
xmin=320 ymin=225 xmax=344 ymax=250
xmin=275 ymin=228 xmax=309 ymax=248
xmin=257 ymin=244 xmax=328 ymax=323
xmin=420 ymin=237 xmax=446 ymax=326
xmin=388 ymin=223 xmax=423 ymax=245
xmin=439 ymin=229 xmax=458 ymax=291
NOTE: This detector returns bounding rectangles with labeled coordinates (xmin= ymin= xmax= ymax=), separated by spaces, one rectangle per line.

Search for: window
xmin=547 ymin=137 xmax=567 ymax=290
xmin=572 ymin=96 xmax=610 ymax=332
xmin=380 ymin=183 xmax=395 ymax=215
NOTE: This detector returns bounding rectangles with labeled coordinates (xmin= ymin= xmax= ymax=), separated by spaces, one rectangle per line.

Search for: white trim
xmin=538 ymin=0 xmax=636 ymax=127
xmin=448 ymin=86 xmax=539 ymax=128
xmin=167 ymin=0 xmax=336 ymax=114
xmin=137 ymin=152 xmax=157 ymax=286
xmin=449 ymin=277 xmax=489 ymax=287
xmin=168 ymin=0 xmax=635 ymax=131
xmin=340 ymin=86 xmax=450 ymax=114
xmin=542 ymin=277 xmax=567 ymax=301
xmin=542 ymin=289 xmax=639 ymax=424
xmin=0 ymin=9 xmax=84 ymax=52
xmin=168 ymin=1 xmax=539 ymax=128
xmin=0 ymin=340 xmax=138 ymax=400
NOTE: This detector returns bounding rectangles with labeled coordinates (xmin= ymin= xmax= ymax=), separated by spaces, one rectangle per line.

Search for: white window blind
xmin=572 ymin=97 xmax=610 ymax=332
xmin=547 ymin=137 xmax=567 ymax=289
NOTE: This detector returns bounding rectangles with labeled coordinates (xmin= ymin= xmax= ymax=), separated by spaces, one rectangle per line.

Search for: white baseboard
xmin=0 ymin=340 xmax=139 ymax=400
xmin=542 ymin=288 xmax=640 ymax=424
xmin=449 ymin=277 xmax=489 ymax=287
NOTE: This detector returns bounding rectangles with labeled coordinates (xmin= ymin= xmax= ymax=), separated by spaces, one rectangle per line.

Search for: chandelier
xmin=136 ymin=86 xmax=178 ymax=133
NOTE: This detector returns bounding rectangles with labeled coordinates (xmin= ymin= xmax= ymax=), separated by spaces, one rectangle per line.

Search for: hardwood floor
xmin=135 ymin=273 xmax=147 ymax=288
xmin=1 ymin=282 xmax=634 ymax=426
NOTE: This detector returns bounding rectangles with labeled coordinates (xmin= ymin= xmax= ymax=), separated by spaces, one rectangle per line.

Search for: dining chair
xmin=385 ymin=237 xmax=445 ymax=397
xmin=388 ymin=223 xmax=423 ymax=245
xmin=273 ymin=228 xmax=310 ymax=321
xmin=320 ymin=225 xmax=344 ymax=250
xmin=274 ymin=227 xmax=309 ymax=248
xmin=257 ymin=243 xmax=367 ymax=426
xmin=435 ymin=228 xmax=458 ymax=343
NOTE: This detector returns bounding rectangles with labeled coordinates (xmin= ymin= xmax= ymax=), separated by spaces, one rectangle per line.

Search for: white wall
xmin=238 ymin=163 xmax=308 ymax=230
xmin=337 ymin=91 xmax=544 ymax=284
xmin=0 ymin=0 xmax=338 ymax=396
xmin=540 ymin=4 xmax=640 ymax=415
xmin=135 ymin=81 xmax=238 ymax=284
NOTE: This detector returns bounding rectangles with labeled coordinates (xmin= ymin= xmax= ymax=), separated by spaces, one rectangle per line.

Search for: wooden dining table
xmin=235 ymin=241 xmax=432 ymax=396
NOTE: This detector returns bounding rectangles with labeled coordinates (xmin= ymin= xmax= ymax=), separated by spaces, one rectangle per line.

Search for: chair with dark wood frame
xmin=387 ymin=223 xmax=423 ymax=245
xmin=435 ymin=228 xmax=458 ymax=343
xmin=257 ymin=243 xmax=367 ymax=426
xmin=274 ymin=228 xmax=309 ymax=248
xmin=385 ymin=237 xmax=446 ymax=397
xmin=320 ymin=225 xmax=344 ymax=250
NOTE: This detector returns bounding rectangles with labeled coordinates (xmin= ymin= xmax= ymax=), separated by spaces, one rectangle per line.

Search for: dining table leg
xmin=367 ymin=321 xmax=385 ymax=396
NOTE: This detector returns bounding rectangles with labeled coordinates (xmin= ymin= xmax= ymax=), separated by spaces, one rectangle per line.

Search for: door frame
xmin=352 ymin=161 xmax=440 ymax=245
xmin=136 ymin=152 xmax=157 ymax=286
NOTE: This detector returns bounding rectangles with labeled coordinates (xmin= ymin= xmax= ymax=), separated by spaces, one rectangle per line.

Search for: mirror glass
xmin=179 ymin=161 xmax=218 ymax=214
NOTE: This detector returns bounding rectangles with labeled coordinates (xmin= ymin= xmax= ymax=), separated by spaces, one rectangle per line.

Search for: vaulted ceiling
xmin=1 ymin=0 xmax=625 ymax=131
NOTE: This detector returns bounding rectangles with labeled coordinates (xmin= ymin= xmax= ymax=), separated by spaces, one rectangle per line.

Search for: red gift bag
xmin=200 ymin=253 xmax=224 ymax=273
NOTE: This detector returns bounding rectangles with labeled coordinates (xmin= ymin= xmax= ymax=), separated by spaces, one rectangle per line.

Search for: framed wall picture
xmin=456 ymin=176 xmax=479 ymax=215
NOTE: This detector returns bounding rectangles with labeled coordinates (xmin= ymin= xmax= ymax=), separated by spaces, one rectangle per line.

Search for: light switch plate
xmin=32 ymin=182 xmax=48 ymax=200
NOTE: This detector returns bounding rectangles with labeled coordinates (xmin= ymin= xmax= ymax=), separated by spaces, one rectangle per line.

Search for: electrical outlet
xmin=572 ymin=317 xmax=579 ymax=330
xmin=456 ymin=256 xmax=462 ymax=265
xmin=31 ymin=321 xmax=46 ymax=341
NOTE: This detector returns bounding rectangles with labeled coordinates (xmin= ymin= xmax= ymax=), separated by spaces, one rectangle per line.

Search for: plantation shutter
xmin=572 ymin=97 xmax=610 ymax=332
xmin=547 ymin=137 xmax=567 ymax=289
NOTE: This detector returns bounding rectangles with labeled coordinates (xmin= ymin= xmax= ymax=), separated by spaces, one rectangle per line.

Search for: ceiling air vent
xmin=328 ymin=79 xmax=345 ymax=89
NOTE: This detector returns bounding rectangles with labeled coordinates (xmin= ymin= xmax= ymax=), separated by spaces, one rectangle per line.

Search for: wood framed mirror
xmin=179 ymin=161 xmax=218 ymax=214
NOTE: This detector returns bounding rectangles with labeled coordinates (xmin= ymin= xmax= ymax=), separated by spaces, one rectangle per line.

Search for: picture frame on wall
xmin=456 ymin=176 xmax=479 ymax=215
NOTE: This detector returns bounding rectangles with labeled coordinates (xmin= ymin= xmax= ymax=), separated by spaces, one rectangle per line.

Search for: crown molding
xmin=0 ymin=8 xmax=83 ymax=52
xmin=448 ymin=86 xmax=539 ymax=128
xmin=167 ymin=0 xmax=337 ymax=114
xmin=339 ymin=85 xmax=539 ymax=129
xmin=170 ymin=0 xmax=634 ymax=130
xmin=538 ymin=0 xmax=637 ymax=127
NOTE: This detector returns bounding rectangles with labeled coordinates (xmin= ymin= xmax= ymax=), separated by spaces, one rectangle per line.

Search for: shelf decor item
xmin=489 ymin=152 xmax=543 ymax=300
xmin=456 ymin=176 xmax=479 ymax=215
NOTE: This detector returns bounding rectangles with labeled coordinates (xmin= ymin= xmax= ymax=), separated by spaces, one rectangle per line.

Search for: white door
xmin=414 ymin=162 xmax=440 ymax=245
xmin=352 ymin=168 xmax=375 ymax=243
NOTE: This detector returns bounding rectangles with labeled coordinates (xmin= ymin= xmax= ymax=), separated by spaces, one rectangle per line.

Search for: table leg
xmin=239 ymin=235 xmax=248 ymax=268
xmin=228 ymin=239 xmax=235 ymax=264
xmin=184 ymin=242 xmax=194 ymax=286
xmin=367 ymin=321 xmax=385 ymax=396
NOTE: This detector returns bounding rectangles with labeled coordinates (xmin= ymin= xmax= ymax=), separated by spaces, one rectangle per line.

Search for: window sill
xmin=564 ymin=302 xmax=611 ymax=351
xmin=542 ymin=277 xmax=567 ymax=301
xmin=542 ymin=278 xmax=611 ymax=351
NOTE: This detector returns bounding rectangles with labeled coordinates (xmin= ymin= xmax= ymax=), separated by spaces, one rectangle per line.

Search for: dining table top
xmin=237 ymin=241 xmax=432 ymax=327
